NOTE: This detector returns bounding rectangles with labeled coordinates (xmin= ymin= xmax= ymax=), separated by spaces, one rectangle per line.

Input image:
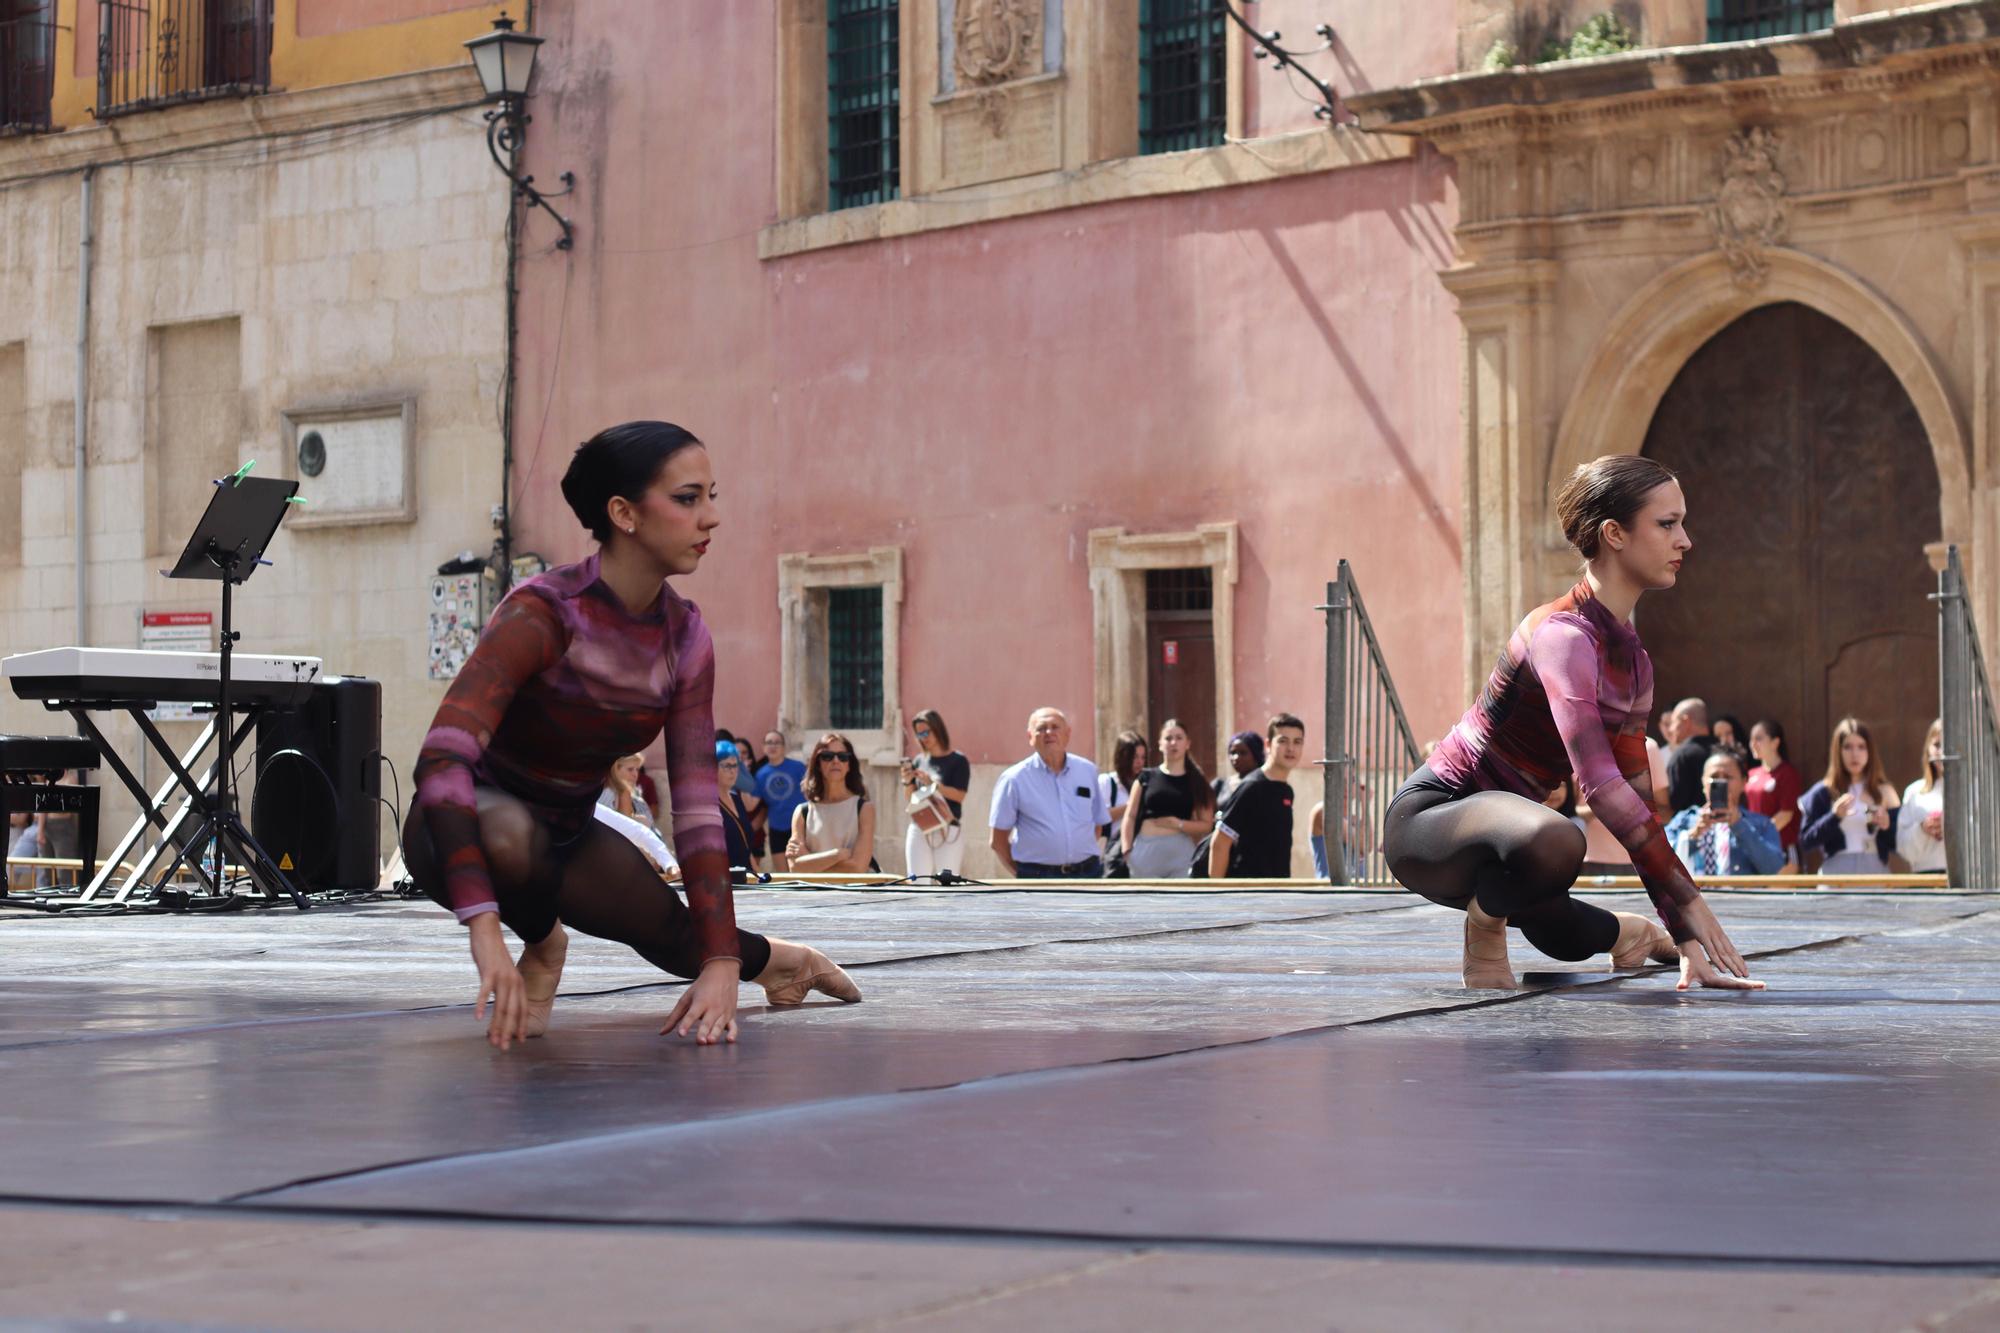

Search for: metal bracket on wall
xmin=1219 ymin=0 xmax=1343 ymax=123
xmin=484 ymin=106 xmax=576 ymax=250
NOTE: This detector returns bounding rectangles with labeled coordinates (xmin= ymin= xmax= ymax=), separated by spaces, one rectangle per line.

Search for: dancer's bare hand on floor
xmin=469 ymin=913 xmax=529 ymax=1049
xmin=1675 ymin=896 xmax=1765 ymax=991
xmin=663 ymin=958 xmax=740 ymax=1045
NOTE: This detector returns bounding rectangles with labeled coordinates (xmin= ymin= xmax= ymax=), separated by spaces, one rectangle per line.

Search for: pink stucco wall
xmin=509 ymin=1 xmax=1467 ymax=768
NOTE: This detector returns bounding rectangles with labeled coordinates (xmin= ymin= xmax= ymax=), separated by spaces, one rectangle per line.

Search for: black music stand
xmin=154 ymin=474 xmax=308 ymax=909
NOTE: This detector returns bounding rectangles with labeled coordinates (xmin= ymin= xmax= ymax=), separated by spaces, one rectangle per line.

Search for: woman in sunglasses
xmin=787 ymin=732 xmax=879 ymax=874
xmin=407 ymin=421 xmax=860 ymax=1053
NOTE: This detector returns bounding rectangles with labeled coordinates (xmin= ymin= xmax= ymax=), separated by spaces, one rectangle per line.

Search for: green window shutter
xmin=1707 ymin=0 xmax=1834 ymax=43
xmin=827 ymin=585 xmax=885 ymax=731
xmin=1139 ymin=0 xmax=1228 ymax=156
xmin=828 ymin=0 xmax=900 ymax=210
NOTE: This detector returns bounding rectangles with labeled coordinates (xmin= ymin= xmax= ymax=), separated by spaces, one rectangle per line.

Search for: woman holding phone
xmin=900 ymin=709 xmax=971 ymax=879
xmin=1663 ymin=747 xmax=1784 ymax=877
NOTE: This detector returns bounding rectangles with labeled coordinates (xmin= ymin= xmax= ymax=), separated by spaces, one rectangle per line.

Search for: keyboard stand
xmin=49 ymin=701 xmax=286 ymax=907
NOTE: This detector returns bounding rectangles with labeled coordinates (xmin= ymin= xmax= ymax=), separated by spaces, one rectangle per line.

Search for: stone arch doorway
xmin=1639 ymin=302 xmax=1942 ymax=806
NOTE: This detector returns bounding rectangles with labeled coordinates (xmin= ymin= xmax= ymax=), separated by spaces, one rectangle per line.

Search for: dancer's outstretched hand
xmin=663 ymin=958 xmax=741 ymax=1045
xmin=1675 ymin=897 xmax=1765 ymax=991
xmin=468 ymin=913 xmax=528 ymax=1049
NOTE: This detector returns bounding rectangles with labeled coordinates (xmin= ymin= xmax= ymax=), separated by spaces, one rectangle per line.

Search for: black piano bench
xmin=1 ymin=736 xmax=100 ymax=894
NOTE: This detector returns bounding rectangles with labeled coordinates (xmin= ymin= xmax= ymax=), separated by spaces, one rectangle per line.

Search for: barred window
xmin=828 ymin=0 xmax=899 ymax=210
xmin=1139 ymin=0 xmax=1227 ymax=156
xmin=1707 ymin=0 xmax=1833 ymax=42
xmin=1146 ymin=567 xmax=1213 ymax=615
xmin=0 ymin=2 xmax=55 ymax=131
xmin=827 ymin=585 xmax=885 ymax=731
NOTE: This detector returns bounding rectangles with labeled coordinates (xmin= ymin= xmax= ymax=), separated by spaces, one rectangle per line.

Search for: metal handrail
xmin=1935 ymin=545 xmax=1999 ymax=890
xmin=96 ymin=0 xmax=272 ymax=119
xmin=1319 ymin=559 xmax=1422 ymax=885
xmin=0 ymin=14 xmax=55 ymax=131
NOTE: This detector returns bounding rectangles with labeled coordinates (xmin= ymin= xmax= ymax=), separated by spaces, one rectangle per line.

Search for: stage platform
xmin=1 ymin=886 xmax=1997 ymax=1330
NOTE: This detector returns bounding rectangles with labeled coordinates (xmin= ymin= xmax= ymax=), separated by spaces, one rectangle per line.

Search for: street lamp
xmin=465 ymin=11 xmax=574 ymax=249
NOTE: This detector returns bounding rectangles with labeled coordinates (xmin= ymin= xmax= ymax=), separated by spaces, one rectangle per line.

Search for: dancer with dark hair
xmin=1382 ymin=454 xmax=1763 ymax=991
xmin=407 ymin=420 xmax=860 ymax=1051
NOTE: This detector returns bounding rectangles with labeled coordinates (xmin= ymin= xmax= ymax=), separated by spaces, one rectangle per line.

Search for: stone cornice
xmin=0 ymin=65 xmax=485 ymax=186
xmin=1348 ymin=0 xmax=2000 ymax=146
xmin=760 ymin=124 xmax=1408 ymax=260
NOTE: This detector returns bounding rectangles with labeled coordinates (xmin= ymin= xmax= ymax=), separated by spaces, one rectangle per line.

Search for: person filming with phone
xmin=1664 ymin=747 xmax=1785 ymax=880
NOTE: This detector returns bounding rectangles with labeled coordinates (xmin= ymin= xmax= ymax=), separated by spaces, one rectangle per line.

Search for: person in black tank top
xmin=1120 ymin=719 xmax=1215 ymax=879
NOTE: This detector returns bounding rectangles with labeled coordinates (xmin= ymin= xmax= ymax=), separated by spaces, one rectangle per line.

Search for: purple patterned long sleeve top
xmin=1427 ymin=579 xmax=1700 ymax=941
xmin=413 ymin=553 xmax=736 ymax=961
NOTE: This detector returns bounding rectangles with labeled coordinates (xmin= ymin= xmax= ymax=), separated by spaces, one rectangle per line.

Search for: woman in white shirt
xmin=1099 ymin=730 xmax=1147 ymax=857
xmin=1897 ymin=718 xmax=1947 ymax=873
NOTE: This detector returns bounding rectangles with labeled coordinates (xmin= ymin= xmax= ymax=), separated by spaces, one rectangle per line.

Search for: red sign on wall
xmin=1162 ymin=640 xmax=1180 ymax=666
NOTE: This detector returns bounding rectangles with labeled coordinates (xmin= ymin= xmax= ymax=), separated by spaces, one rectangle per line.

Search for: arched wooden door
xmin=1640 ymin=302 xmax=1942 ymax=794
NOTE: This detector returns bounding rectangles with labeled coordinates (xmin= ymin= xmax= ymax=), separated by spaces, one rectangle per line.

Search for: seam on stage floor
xmin=5 ymin=1194 xmax=2000 ymax=1275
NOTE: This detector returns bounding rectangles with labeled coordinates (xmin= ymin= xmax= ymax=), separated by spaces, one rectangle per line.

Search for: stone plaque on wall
xmin=936 ymin=75 xmax=1062 ymax=190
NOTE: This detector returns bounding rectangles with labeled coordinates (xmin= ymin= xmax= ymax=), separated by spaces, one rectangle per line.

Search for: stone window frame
xmin=777 ymin=545 xmax=906 ymax=765
xmin=766 ymin=1 xmax=1405 ymax=260
xmin=1086 ymin=521 xmax=1237 ymax=775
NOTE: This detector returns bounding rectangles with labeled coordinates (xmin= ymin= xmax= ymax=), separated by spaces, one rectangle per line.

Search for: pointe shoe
xmin=760 ymin=942 xmax=863 ymax=1006
xmin=517 ymin=923 xmax=568 ymax=1038
xmin=1609 ymin=912 xmax=1678 ymax=970
xmin=1462 ymin=900 xmax=1517 ymax=990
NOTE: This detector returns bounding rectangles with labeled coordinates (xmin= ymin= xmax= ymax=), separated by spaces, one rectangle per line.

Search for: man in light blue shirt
xmin=989 ymin=708 xmax=1109 ymax=877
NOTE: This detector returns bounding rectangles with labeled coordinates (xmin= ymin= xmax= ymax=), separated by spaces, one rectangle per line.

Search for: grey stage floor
xmin=1 ymin=886 xmax=1997 ymax=1281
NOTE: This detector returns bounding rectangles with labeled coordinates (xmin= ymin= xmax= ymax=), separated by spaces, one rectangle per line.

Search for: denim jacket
xmin=1663 ymin=805 xmax=1785 ymax=877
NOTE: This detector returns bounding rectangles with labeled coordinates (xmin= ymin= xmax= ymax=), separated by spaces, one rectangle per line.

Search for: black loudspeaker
xmin=252 ymin=676 xmax=381 ymax=892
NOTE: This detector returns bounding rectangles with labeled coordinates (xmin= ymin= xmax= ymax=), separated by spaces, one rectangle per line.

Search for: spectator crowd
xmin=563 ymin=693 xmax=1953 ymax=889
xmin=573 ymin=705 xmax=1318 ymax=884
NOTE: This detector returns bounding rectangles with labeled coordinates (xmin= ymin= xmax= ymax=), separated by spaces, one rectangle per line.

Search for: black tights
xmin=1381 ymin=766 xmax=1618 ymax=962
xmin=404 ymin=787 xmax=772 ymax=981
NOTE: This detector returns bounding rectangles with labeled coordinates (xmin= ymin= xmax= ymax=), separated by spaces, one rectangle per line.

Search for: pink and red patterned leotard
xmin=1426 ymin=579 xmax=1700 ymax=940
xmin=413 ymin=553 xmax=735 ymax=962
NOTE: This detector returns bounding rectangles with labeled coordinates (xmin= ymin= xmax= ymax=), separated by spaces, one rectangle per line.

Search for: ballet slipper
xmin=1608 ymin=911 xmax=1678 ymax=970
xmin=758 ymin=939 xmax=863 ymax=1006
xmin=516 ymin=922 xmax=568 ymax=1038
xmin=1461 ymin=899 xmax=1516 ymax=990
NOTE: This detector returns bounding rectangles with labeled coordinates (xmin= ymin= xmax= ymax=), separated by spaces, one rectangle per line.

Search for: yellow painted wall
xmin=40 ymin=0 xmax=509 ymax=131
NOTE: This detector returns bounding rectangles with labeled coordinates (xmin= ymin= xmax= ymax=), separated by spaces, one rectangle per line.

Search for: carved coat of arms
xmin=1708 ymin=127 xmax=1788 ymax=288
xmin=955 ymin=0 xmax=1040 ymax=87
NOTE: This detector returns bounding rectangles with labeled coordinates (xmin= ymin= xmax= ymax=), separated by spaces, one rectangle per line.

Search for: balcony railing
xmin=0 ymin=13 xmax=55 ymax=132
xmin=97 ymin=0 xmax=271 ymax=118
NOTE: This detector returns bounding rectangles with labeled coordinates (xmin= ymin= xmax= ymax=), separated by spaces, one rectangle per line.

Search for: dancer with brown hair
xmin=406 ymin=421 xmax=860 ymax=1052
xmin=1381 ymin=454 xmax=1763 ymax=991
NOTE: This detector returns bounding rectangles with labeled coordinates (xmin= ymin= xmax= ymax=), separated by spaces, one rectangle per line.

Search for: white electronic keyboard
xmin=3 ymin=647 xmax=322 ymax=710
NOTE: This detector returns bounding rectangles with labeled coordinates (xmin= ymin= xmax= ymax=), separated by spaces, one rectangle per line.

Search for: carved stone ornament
xmin=973 ymin=87 xmax=1011 ymax=138
xmin=954 ymin=0 xmax=1040 ymax=87
xmin=1708 ymin=127 xmax=1788 ymax=289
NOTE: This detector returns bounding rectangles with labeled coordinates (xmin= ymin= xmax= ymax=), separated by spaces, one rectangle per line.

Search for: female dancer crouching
xmin=406 ymin=421 xmax=861 ymax=1050
xmin=1382 ymin=455 xmax=1763 ymax=992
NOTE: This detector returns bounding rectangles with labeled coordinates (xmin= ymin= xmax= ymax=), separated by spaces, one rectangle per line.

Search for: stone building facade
xmin=0 ymin=1 xmax=514 ymax=868
xmin=1354 ymin=0 xmax=2000 ymax=789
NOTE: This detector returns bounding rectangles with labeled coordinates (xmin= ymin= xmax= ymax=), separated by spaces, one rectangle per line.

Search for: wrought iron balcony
xmin=96 ymin=0 xmax=271 ymax=118
xmin=0 ymin=12 xmax=55 ymax=132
